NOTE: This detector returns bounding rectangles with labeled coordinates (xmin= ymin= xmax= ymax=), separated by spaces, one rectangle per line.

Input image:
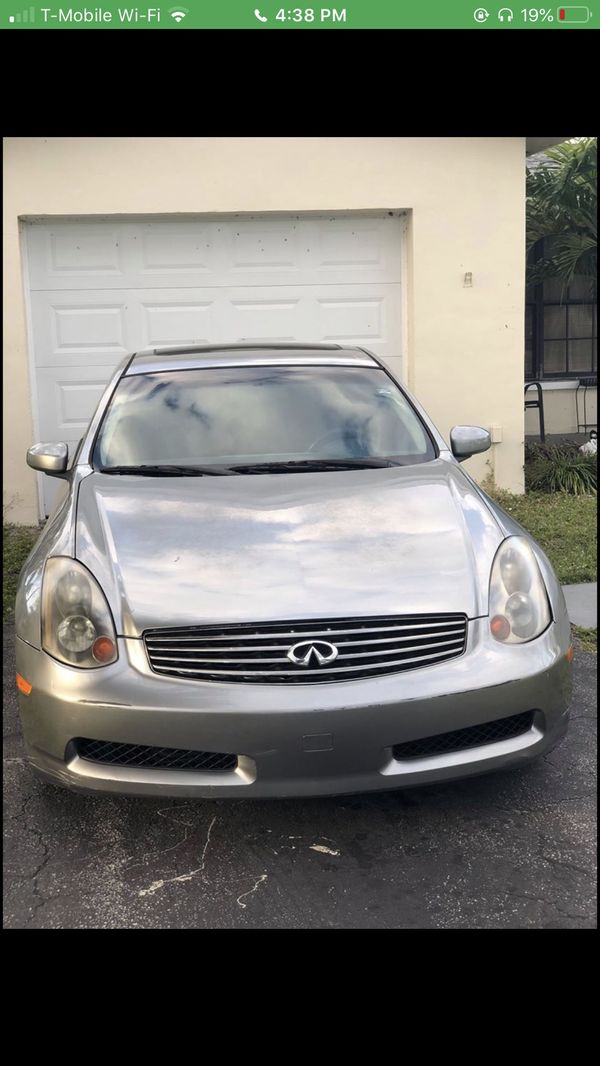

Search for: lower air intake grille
xmin=393 ymin=711 xmax=535 ymax=761
xmin=144 ymin=613 xmax=468 ymax=684
xmin=72 ymin=738 xmax=237 ymax=773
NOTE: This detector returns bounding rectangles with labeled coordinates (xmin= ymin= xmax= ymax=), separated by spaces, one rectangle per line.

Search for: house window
xmin=526 ymin=272 xmax=597 ymax=381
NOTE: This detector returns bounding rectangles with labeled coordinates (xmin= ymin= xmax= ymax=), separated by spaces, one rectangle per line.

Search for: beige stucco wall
xmin=524 ymin=385 xmax=597 ymax=436
xmin=3 ymin=137 xmax=526 ymax=524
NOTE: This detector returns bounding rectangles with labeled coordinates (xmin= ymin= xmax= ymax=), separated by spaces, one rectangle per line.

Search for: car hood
xmin=76 ymin=460 xmax=503 ymax=636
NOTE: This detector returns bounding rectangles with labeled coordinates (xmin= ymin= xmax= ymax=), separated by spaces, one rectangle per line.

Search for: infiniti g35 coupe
xmin=15 ymin=343 xmax=573 ymax=798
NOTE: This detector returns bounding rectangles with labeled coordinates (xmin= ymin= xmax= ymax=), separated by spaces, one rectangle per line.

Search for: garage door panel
xmin=27 ymin=216 xmax=403 ymax=290
xmin=135 ymin=217 xmax=403 ymax=287
xmin=227 ymin=217 xmax=402 ymax=286
xmin=31 ymin=292 xmax=131 ymax=367
xmin=139 ymin=222 xmax=216 ymax=275
xmin=316 ymin=218 xmax=397 ymax=271
xmin=27 ymin=222 xmax=129 ymax=288
xmin=226 ymin=296 xmax=301 ymax=342
xmin=317 ymin=296 xmax=386 ymax=342
xmin=48 ymin=225 xmax=123 ymax=276
xmin=36 ymin=367 xmax=115 ymax=440
xmin=136 ymin=219 xmax=307 ymax=286
xmin=53 ymin=305 xmax=126 ymax=351
xmin=33 ymin=286 xmax=399 ymax=364
xmin=223 ymin=285 xmax=398 ymax=352
xmin=143 ymin=300 xmax=215 ymax=346
xmin=229 ymin=221 xmax=300 ymax=272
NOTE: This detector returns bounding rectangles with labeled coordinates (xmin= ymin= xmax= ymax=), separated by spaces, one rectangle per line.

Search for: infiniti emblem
xmin=287 ymin=640 xmax=339 ymax=667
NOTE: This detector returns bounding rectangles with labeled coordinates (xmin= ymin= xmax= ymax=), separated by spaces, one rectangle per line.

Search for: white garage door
xmin=24 ymin=214 xmax=404 ymax=516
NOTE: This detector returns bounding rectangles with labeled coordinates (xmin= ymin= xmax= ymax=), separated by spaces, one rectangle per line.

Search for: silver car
xmin=15 ymin=343 xmax=573 ymax=798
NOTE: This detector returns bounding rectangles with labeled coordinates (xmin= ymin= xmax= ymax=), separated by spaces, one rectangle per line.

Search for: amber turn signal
xmin=92 ymin=635 xmax=116 ymax=663
xmin=16 ymin=673 xmax=32 ymax=696
xmin=566 ymin=644 xmax=574 ymax=663
xmin=490 ymin=614 xmax=511 ymax=641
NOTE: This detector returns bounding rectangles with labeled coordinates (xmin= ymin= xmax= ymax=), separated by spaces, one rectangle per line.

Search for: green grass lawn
xmin=572 ymin=626 xmax=597 ymax=653
xmin=486 ymin=489 xmax=597 ymax=585
xmin=3 ymin=524 xmax=41 ymax=621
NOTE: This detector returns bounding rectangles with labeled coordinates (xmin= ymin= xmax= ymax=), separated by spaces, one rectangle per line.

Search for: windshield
xmin=92 ymin=365 xmax=437 ymax=471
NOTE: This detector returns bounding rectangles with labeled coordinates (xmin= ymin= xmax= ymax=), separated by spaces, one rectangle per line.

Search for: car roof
xmin=125 ymin=343 xmax=379 ymax=375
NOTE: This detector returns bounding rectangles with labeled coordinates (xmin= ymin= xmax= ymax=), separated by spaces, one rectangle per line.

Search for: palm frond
xmin=526 ymin=137 xmax=597 ymax=291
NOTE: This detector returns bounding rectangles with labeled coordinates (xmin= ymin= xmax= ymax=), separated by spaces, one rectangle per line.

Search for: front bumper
xmin=16 ymin=617 xmax=573 ymax=798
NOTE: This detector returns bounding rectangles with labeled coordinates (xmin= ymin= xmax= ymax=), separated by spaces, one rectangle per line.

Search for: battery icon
xmin=557 ymin=6 xmax=590 ymax=20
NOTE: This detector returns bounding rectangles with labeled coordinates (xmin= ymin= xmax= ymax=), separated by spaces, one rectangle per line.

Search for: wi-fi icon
xmin=168 ymin=6 xmax=189 ymax=21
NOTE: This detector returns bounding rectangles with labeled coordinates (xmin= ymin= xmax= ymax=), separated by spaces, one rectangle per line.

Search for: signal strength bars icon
xmin=9 ymin=7 xmax=35 ymax=21
xmin=169 ymin=6 xmax=189 ymax=20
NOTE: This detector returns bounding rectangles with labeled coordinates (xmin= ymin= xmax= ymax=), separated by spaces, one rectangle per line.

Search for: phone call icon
xmin=254 ymin=8 xmax=268 ymax=19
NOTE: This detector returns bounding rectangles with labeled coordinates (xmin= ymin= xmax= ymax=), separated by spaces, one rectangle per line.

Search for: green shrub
xmin=525 ymin=442 xmax=597 ymax=496
xmin=525 ymin=439 xmax=580 ymax=461
xmin=572 ymin=626 xmax=597 ymax=653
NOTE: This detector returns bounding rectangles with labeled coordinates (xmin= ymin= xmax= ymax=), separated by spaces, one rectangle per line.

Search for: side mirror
xmin=450 ymin=426 xmax=491 ymax=462
xmin=27 ymin=442 xmax=69 ymax=477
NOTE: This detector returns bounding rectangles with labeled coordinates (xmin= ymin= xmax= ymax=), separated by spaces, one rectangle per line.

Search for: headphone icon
xmin=498 ymin=7 xmax=514 ymax=18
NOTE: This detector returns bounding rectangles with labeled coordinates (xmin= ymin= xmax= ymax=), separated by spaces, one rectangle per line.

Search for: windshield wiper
xmin=98 ymin=464 xmax=234 ymax=477
xmin=229 ymin=458 xmax=401 ymax=474
xmin=98 ymin=458 xmax=402 ymax=477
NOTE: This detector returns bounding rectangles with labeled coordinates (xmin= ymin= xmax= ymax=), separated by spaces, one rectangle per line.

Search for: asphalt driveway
xmin=3 ymin=621 xmax=596 ymax=929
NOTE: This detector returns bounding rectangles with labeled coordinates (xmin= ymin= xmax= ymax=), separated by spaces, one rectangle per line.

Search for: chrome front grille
xmin=144 ymin=613 xmax=468 ymax=684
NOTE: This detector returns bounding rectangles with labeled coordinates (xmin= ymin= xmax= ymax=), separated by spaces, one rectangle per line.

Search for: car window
xmin=92 ymin=365 xmax=437 ymax=469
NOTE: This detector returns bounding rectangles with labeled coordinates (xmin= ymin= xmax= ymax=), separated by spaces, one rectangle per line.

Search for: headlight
xmin=42 ymin=558 xmax=118 ymax=667
xmin=55 ymin=568 xmax=92 ymax=616
xmin=489 ymin=537 xmax=551 ymax=644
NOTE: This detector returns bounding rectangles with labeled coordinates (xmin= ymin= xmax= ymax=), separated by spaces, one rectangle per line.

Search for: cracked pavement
xmin=3 ymin=622 xmax=596 ymax=928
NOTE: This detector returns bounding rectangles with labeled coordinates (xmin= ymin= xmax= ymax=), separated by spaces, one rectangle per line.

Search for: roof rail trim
xmin=132 ymin=342 xmax=343 ymax=358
